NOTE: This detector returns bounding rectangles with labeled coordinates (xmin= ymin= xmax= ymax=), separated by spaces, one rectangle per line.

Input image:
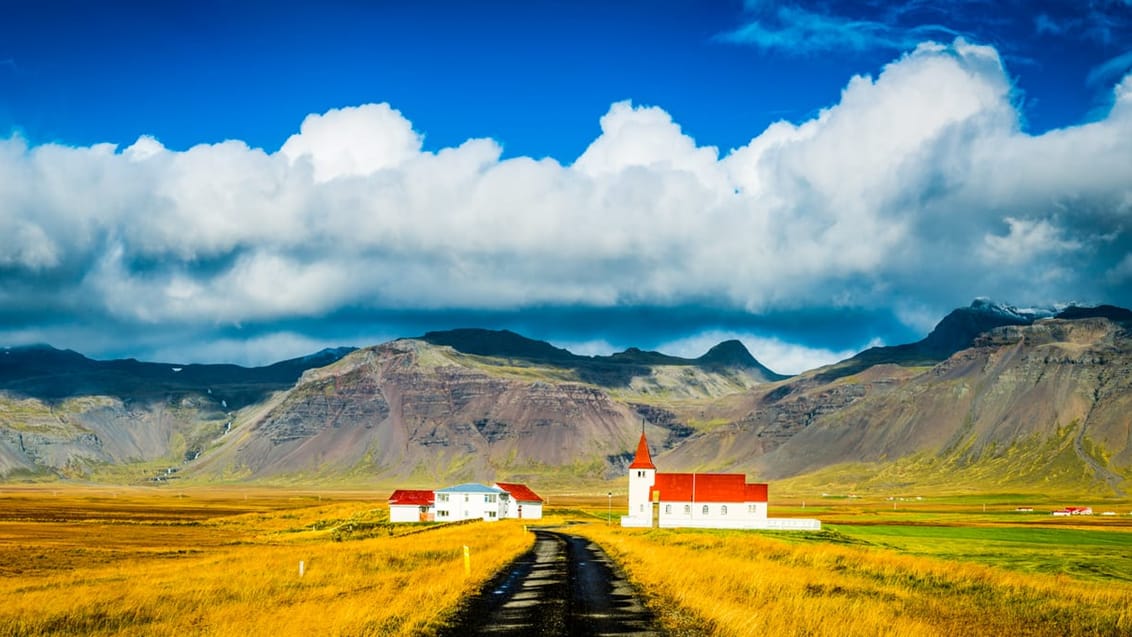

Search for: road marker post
xmin=463 ymin=545 xmax=471 ymax=577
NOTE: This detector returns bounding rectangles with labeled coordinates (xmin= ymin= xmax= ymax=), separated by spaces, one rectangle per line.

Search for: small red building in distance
xmin=1052 ymin=506 xmax=1094 ymax=516
xmin=388 ymin=489 xmax=435 ymax=523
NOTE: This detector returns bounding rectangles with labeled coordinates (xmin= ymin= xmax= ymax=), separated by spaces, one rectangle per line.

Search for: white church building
xmin=620 ymin=433 xmax=820 ymax=531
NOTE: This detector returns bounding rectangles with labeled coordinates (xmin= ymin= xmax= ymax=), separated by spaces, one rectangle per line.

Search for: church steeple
xmin=628 ymin=432 xmax=655 ymax=470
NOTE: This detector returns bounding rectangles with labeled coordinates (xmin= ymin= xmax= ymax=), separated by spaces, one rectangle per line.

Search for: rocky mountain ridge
xmin=2 ymin=302 xmax=1130 ymax=495
xmin=662 ymin=312 xmax=1131 ymax=495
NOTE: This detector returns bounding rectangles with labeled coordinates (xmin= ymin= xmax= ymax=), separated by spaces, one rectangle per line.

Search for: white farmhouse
xmin=620 ymin=433 xmax=820 ymax=531
xmin=434 ymin=483 xmax=510 ymax=522
xmin=387 ymin=489 xmax=435 ymax=523
xmin=495 ymin=482 xmax=544 ymax=519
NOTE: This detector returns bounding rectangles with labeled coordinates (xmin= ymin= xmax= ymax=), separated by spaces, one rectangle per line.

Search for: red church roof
xmin=495 ymin=482 xmax=543 ymax=503
xmin=650 ymin=473 xmax=768 ymax=504
xmin=628 ymin=433 xmax=656 ymax=469
xmin=388 ymin=489 xmax=434 ymax=506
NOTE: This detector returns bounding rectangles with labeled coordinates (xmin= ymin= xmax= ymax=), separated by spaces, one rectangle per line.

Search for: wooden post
xmin=463 ymin=545 xmax=471 ymax=577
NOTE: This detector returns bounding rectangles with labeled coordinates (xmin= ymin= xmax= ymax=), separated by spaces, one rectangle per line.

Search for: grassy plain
xmin=572 ymin=522 xmax=1132 ymax=636
xmin=0 ymin=486 xmax=533 ymax=637
xmin=558 ymin=493 xmax=1132 ymax=636
xmin=5 ymin=488 xmax=1132 ymax=636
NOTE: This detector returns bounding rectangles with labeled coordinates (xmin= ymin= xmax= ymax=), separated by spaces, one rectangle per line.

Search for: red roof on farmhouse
xmin=650 ymin=473 xmax=768 ymax=504
xmin=628 ymin=433 xmax=656 ymax=469
xmin=496 ymin=482 xmax=543 ymax=503
xmin=388 ymin=489 xmax=434 ymax=506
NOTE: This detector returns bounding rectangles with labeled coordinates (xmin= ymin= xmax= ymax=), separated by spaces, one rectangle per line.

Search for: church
xmin=620 ymin=433 xmax=820 ymax=531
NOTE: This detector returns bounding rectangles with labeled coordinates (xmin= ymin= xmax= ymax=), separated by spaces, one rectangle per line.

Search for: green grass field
xmin=822 ymin=524 xmax=1132 ymax=582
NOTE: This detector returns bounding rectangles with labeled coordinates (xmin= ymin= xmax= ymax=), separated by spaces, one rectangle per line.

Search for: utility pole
xmin=607 ymin=491 xmax=612 ymax=525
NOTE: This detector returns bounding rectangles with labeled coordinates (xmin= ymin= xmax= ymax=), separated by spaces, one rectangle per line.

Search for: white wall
xmin=622 ymin=500 xmax=818 ymax=530
xmin=434 ymin=491 xmax=507 ymax=522
xmin=657 ymin=500 xmax=767 ymax=525
xmin=623 ymin=467 xmax=655 ymax=526
xmin=389 ymin=504 xmax=432 ymax=523
xmin=509 ymin=501 xmax=543 ymax=519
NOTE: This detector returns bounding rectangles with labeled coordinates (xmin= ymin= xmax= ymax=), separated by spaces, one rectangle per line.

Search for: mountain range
xmin=1 ymin=301 xmax=1129 ymax=496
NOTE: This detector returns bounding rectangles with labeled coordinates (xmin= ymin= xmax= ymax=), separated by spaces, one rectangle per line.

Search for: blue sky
xmin=2 ymin=1 xmax=1132 ymax=373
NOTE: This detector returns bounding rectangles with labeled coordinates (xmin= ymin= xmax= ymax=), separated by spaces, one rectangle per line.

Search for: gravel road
xmin=442 ymin=528 xmax=663 ymax=636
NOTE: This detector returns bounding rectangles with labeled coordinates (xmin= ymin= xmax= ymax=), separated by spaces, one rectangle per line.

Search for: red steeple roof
xmin=628 ymin=433 xmax=656 ymax=469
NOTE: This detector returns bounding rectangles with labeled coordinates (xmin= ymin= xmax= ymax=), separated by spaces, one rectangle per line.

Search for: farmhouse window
xmin=721 ymin=505 xmax=728 ymax=516
xmin=439 ymin=494 xmax=449 ymax=502
xmin=702 ymin=505 xmax=709 ymax=515
xmin=640 ymin=504 xmax=645 ymax=513
xmin=665 ymin=504 xmax=672 ymax=514
xmin=684 ymin=505 xmax=690 ymax=514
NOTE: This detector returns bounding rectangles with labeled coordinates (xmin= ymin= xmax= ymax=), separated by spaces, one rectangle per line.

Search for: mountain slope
xmin=663 ymin=315 xmax=1132 ymax=495
xmin=0 ymin=345 xmax=355 ymax=478
xmin=816 ymin=300 xmax=1053 ymax=381
xmin=421 ymin=328 xmax=787 ymax=385
xmin=188 ymin=335 xmax=777 ymax=485
xmin=4 ymin=306 xmax=1132 ymax=496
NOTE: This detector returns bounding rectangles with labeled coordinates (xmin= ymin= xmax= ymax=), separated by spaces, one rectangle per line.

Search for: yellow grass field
xmin=0 ymin=486 xmax=533 ymax=637
xmin=6 ymin=488 xmax=1132 ymax=636
xmin=571 ymin=521 xmax=1132 ymax=637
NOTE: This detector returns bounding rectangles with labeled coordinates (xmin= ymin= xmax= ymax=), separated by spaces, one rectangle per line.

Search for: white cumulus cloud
xmin=1 ymin=38 xmax=1131 ymax=366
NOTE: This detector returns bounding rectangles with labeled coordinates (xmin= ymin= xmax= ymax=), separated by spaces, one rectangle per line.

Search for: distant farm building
xmin=1052 ymin=506 xmax=1093 ymax=516
xmin=435 ymin=483 xmax=510 ymax=521
xmin=496 ymin=482 xmax=544 ymax=519
xmin=620 ymin=433 xmax=820 ymax=531
xmin=388 ymin=489 xmax=435 ymax=523
xmin=387 ymin=482 xmax=543 ymax=523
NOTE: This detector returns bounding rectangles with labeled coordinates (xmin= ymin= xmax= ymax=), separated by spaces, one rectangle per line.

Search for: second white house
xmin=390 ymin=481 xmax=545 ymax=523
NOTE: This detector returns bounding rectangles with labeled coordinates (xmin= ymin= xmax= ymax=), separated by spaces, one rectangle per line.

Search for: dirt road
xmin=442 ymin=528 xmax=663 ymax=636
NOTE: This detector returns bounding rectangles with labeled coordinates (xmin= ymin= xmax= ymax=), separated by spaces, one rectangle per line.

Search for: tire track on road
xmin=443 ymin=529 xmax=662 ymax=636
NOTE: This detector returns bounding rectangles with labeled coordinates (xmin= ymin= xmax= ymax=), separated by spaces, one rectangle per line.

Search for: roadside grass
xmin=571 ymin=522 xmax=1132 ymax=637
xmin=0 ymin=487 xmax=533 ymax=637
